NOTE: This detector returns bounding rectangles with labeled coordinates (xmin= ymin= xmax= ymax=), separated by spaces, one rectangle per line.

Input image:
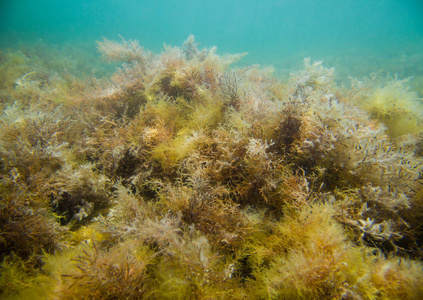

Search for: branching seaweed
xmin=1 ymin=37 xmax=422 ymax=300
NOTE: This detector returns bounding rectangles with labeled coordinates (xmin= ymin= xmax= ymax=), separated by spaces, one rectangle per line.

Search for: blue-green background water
xmin=1 ymin=0 xmax=423 ymax=87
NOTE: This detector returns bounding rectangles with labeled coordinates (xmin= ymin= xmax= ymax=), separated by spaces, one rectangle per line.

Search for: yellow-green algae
xmin=1 ymin=36 xmax=423 ymax=299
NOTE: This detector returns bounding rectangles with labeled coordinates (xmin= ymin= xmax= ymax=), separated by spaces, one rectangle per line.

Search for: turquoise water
xmin=1 ymin=0 xmax=423 ymax=82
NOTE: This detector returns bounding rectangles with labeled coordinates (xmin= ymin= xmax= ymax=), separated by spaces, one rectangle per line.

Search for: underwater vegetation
xmin=1 ymin=36 xmax=423 ymax=299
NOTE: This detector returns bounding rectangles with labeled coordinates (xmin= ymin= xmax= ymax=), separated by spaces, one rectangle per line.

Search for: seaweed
xmin=351 ymin=75 xmax=423 ymax=139
xmin=59 ymin=242 xmax=155 ymax=300
xmin=1 ymin=36 xmax=423 ymax=299
xmin=0 ymin=179 xmax=64 ymax=265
